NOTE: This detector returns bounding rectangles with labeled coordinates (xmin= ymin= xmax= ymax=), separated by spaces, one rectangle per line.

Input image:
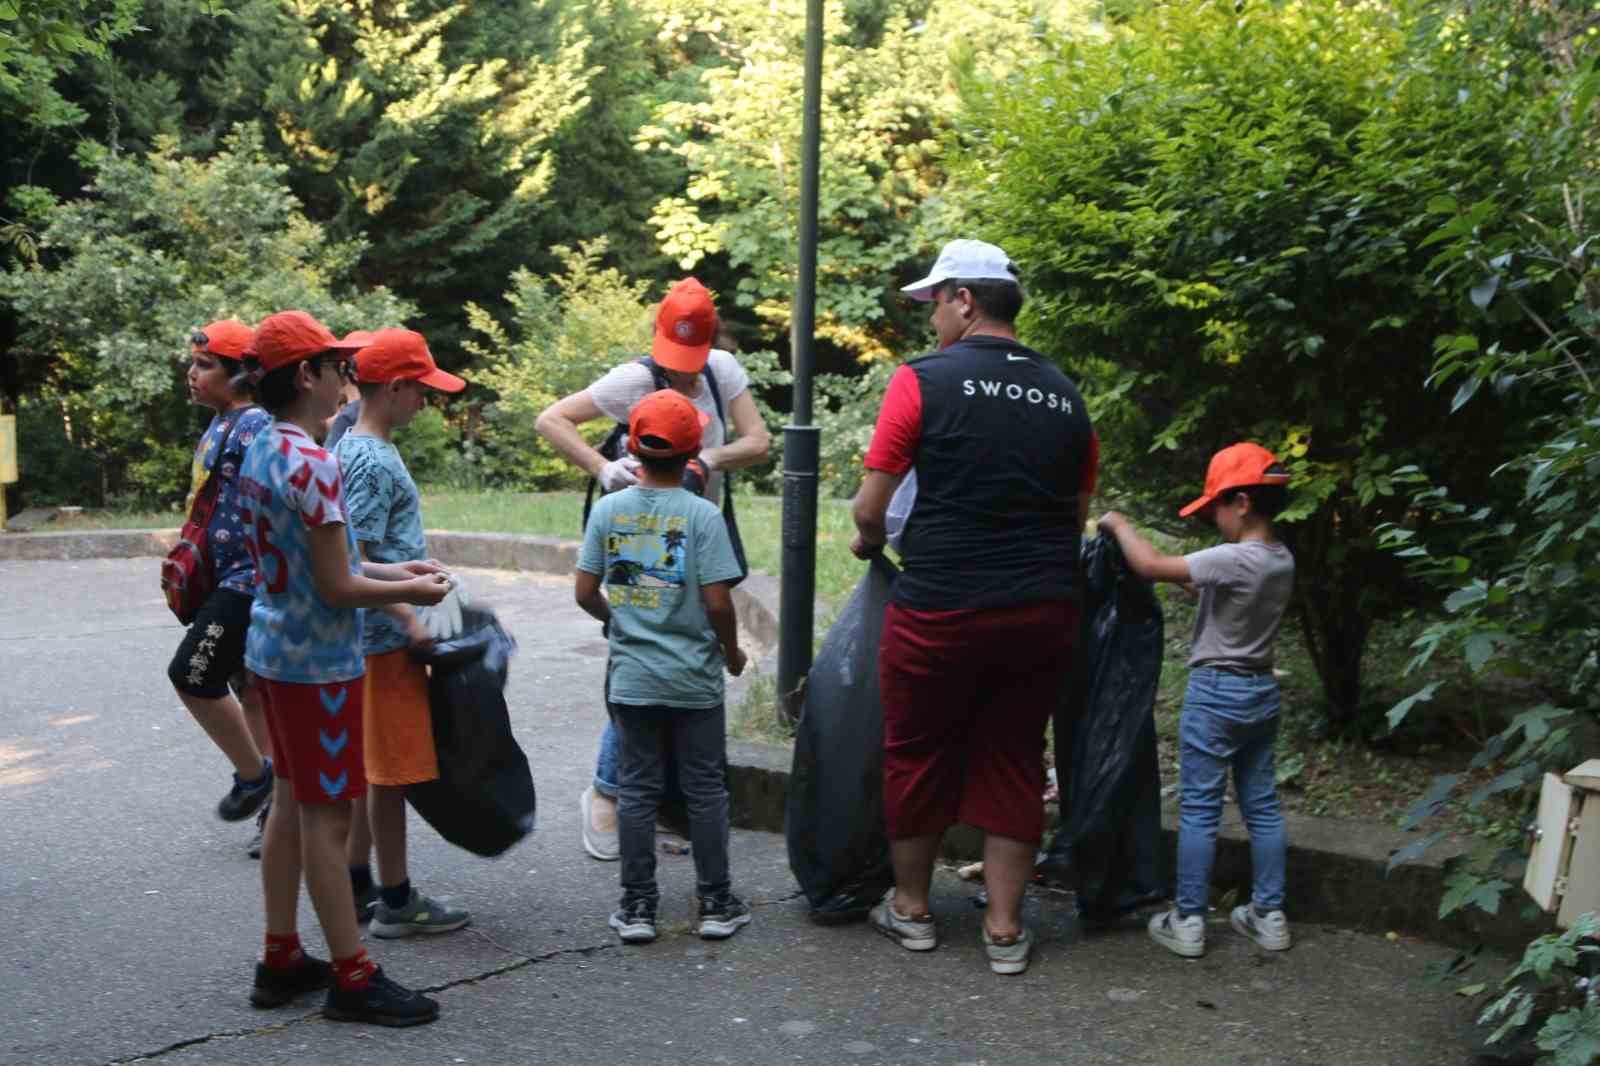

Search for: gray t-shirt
xmin=1184 ymin=540 xmax=1295 ymax=672
xmin=586 ymin=348 xmax=751 ymax=501
xmin=578 ymin=486 xmax=744 ymax=709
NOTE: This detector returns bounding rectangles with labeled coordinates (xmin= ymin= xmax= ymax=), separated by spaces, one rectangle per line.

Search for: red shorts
xmin=257 ymin=676 xmax=367 ymax=806
xmin=879 ymin=599 xmax=1077 ymax=844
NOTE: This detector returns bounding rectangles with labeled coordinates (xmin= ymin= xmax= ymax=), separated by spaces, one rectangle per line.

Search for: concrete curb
xmin=0 ymin=527 xmax=780 ymax=657
xmin=1 ymin=527 xmax=1553 ymax=951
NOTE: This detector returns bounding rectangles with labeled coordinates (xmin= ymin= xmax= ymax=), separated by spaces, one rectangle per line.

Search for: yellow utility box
xmin=1525 ymin=759 xmax=1600 ymax=928
xmin=0 ymin=412 xmax=16 ymax=527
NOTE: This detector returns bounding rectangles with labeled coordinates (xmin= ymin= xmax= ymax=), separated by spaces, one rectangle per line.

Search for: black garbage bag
xmin=1038 ymin=532 xmax=1167 ymax=918
xmin=785 ymin=555 xmax=897 ymax=922
xmin=407 ymin=607 xmax=536 ymax=857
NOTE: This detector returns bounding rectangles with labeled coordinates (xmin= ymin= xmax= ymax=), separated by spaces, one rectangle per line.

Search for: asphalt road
xmin=0 ymin=558 xmax=1483 ymax=1065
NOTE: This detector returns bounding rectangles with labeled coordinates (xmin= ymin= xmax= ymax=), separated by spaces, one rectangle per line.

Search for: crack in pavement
xmin=101 ymin=934 xmax=621 ymax=1065
xmin=104 ymin=893 xmax=812 ymax=1063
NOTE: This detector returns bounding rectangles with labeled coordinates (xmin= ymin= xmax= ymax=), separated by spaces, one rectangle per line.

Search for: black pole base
xmin=777 ymin=424 xmax=822 ymax=721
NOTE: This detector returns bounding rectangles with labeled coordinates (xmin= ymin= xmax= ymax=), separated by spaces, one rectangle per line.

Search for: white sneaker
xmin=1231 ymin=903 xmax=1292 ymax=950
xmin=982 ymin=926 xmax=1033 ymax=975
xmin=869 ymin=888 xmax=937 ymax=951
xmin=580 ymin=786 xmax=619 ymax=862
xmin=1148 ymin=908 xmax=1206 ymax=958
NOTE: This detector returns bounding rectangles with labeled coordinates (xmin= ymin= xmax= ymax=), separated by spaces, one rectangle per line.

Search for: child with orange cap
xmin=167 ymin=320 xmax=276 ymax=850
xmin=1097 ymin=443 xmax=1295 ymax=960
xmin=333 ymin=327 xmax=472 ymax=937
xmin=573 ymin=388 xmax=751 ymax=944
xmin=238 ymin=310 xmax=450 ymax=1025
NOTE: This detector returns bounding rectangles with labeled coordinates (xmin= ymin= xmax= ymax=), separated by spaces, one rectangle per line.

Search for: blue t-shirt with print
xmin=578 ymin=486 xmax=743 ymax=709
xmin=335 ymin=433 xmax=425 ymax=657
xmin=188 ymin=407 xmax=272 ymax=595
xmin=238 ymin=420 xmax=365 ymax=684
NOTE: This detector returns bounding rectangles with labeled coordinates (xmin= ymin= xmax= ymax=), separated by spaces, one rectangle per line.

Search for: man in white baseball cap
xmin=899 ymin=238 xmax=1020 ymax=301
xmin=850 ymin=236 xmax=1099 ymax=978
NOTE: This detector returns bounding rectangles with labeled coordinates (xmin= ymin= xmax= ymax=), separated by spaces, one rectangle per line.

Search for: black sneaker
xmin=355 ymin=882 xmax=379 ymax=925
xmin=323 ymin=967 xmax=440 ymax=1027
xmin=697 ymin=892 xmax=753 ymax=940
xmin=219 ymin=760 xmax=274 ymax=822
xmin=609 ymin=897 xmax=658 ymax=943
xmin=250 ymin=954 xmax=332 ymax=1008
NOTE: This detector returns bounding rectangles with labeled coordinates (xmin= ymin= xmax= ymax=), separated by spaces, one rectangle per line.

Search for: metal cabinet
xmin=1525 ymin=760 xmax=1600 ymax=928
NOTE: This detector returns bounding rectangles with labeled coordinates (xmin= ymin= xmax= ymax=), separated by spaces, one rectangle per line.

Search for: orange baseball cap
xmin=190 ymin=319 xmax=256 ymax=360
xmin=1179 ymin=443 xmax=1291 ymax=517
xmin=652 ymin=277 xmax=718 ymax=373
xmin=340 ymin=330 xmax=377 ymax=349
xmin=629 ymin=389 xmax=709 ymax=459
xmin=354 ymin=328 xmax=465 ymax=392
xmin=250 ymin=311 xmax=369 ymax=372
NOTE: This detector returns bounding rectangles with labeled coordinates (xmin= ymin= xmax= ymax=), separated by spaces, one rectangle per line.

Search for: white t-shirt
xmin=1183 ymin=539 xmax=1295 ymax=672
xmin=586 ymin=348 xmax=751 ymax=501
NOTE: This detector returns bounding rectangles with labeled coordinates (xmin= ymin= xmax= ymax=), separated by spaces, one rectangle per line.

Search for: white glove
xmin=599 ymin=456 xmax=641 ymax=492
xmin=418 ymin=574 xmax=469 ymax=641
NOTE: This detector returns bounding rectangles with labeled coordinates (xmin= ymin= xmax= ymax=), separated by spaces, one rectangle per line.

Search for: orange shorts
xmin=362 ymin=649 xmax=438 ymax=786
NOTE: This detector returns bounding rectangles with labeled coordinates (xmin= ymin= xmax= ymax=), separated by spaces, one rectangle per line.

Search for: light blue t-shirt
xmin=335 ymin=433 xmax=425 ymax=657
xmin=578 ymin=486 xmax=743 ymax=709
xmin=239 ymin=420 xmax=365 ymax=684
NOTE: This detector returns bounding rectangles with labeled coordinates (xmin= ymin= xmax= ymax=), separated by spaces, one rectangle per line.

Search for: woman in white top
xmin=535 ymin=279 xmax=771 ymax=860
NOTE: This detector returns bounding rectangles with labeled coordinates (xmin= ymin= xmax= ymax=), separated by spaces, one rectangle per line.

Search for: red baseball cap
xmin=191 ymin=319 xmax=255 ymax=361
xmin=1179 ymin=443 xmax=1291 ymax=517
xmin=652 ymin=277 xmax=718 ymax=373
xmin=250 ymin=311 xmax=369 ymax=372
xmin=341 ymin=330 xmax=377 ymax=349
xmin=629 ymin=389 xmax=709 ymax=459
xmin=353 ymin=328 xmax=465 ymax=392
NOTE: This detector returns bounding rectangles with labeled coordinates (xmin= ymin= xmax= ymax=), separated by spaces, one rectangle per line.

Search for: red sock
xmin=263 ymin=932 xmax=304 ymax=972
xmin=333 ymin=949 xmax=378 ymax=991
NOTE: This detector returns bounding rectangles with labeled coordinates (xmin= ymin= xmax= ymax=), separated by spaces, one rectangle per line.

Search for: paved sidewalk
xmin=1 ymin=559 xmax=1482 ymax=1065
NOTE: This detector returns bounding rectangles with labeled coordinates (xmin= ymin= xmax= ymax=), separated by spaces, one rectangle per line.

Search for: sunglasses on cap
xmin=190 ymin=330 xmax=211 ymax=349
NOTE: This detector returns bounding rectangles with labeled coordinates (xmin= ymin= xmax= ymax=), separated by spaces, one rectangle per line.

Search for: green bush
xmin=959 ymin=0 xmax=1541 ymax=729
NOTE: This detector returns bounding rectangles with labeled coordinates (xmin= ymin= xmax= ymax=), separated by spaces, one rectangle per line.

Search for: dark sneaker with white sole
xmin=697 ymin=893 xmax=753 ymax=940
xmin=250 ymin=955 xmax=332 ymax=1008
xmin=355 ymin=883 xmax=378 ymax=925
xmin=609 ymin=897 xmax=658 ymax=943
xmin=370 ymin=888 xmax=471 ymax=939
xmin=322 ymin=968 xmax=439 ymax=1027
xmin=218 ymin=760 xmax=274 ymax=822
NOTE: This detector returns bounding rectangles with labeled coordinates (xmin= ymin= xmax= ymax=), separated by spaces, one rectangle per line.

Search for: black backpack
xmin=581 ymin=356 xmax=748 ymax=585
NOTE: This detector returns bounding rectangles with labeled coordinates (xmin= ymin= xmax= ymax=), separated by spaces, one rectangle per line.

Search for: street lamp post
xmin=777 ymin=0 xmax=825 ymax=717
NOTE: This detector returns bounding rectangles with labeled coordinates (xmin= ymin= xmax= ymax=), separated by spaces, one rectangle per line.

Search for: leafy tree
xmin=958 ymin=0 xmax=1544 ymax=728
xmin=639 ymin=0 xmax=1097 ymax=367
xmin=0 ymin=125 xmax=411 ymax=506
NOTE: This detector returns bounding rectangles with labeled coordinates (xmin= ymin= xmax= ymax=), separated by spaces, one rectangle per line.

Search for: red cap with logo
xmin=250 ymin=311 xmax=369 ymax=372
xmin=652 ymin=277 xmax=718 ymax=373
xmin=191 ymin=319 xmax=256 ymax=361
xmin=1179 ymin=443 xmax=1291 ymax=517
xmin=353 ymin=328 xmax=465 ymax=392
xmin=629 ymin=389 xmax=710 ymax=459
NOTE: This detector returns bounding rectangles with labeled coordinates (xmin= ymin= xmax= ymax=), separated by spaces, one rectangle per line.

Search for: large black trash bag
xmin=1038 ymin=532 xmax=1167 ymax=918
xmin=407 ymin=607 xmax=536 ymax=857
xmin=785 ymin=555 xmax=898 ymax=923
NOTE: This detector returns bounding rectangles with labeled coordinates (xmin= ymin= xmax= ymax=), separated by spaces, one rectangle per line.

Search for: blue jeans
xmin=594 ymin=720 xmax=621 ymax=798
xmin=1175 ymin=668 xmax=1287 ymax=917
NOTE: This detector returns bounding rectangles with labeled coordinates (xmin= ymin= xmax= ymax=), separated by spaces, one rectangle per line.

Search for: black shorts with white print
xmin=168 ymin=588 xmax=253 ymax=699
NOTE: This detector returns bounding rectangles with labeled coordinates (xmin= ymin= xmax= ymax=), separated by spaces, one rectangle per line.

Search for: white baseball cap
xmin=900 ymin=239 xmax=1019 ymax=302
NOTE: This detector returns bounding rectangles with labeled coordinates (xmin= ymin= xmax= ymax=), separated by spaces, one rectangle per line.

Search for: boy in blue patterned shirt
xmin=334 ymin=327 xmax=472 ymax=937
xmin=238 ymin=310 xmax=449 ymax=1026
xmin=167 ymin=320 xmax=275 ymax=843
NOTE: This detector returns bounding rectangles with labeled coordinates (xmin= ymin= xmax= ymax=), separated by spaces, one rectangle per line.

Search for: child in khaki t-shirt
xmin=1098 ymin=443 xmax=1295 ymax=961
